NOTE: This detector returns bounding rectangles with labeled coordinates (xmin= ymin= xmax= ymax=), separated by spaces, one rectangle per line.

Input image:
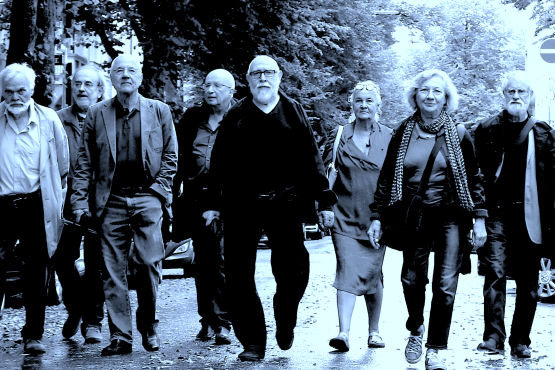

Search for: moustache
xmin=256 ymin=84 xmax=271 ymax=89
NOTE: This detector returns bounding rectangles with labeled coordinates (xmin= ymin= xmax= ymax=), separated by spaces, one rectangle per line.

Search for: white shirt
xmin=0 ymin=100 xmax=41 ymax=196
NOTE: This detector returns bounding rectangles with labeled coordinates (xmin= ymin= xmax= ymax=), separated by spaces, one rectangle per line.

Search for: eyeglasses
xmin=418 ymin=88 xmax=444 ymax=97
xmin=249 ymin=70 xmax=277 ymax=79
xmin=353 ymin=82 xmax=380 ymax=95
xmin=113 ymin=68 xmax=140 ymax=76
xmin=202 ymin=83 xmax=234 ymax=91
xmin=74 ymin=82 xmax=96 ymax=89
xmin=505 ymin=89 xmax=529 ymax=97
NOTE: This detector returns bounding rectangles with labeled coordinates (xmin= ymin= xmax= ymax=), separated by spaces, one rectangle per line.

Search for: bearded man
xmin=203 ymin=55 xmax=336 ymax=361
xmin=474 ymin=71 xmax=555 ymax=359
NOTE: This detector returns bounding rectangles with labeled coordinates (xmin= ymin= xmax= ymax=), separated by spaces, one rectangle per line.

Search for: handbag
xmin=380 ymin=135 xmax=445 ymax=251
xmin=326 ymin=125 xmax=344 ymax=189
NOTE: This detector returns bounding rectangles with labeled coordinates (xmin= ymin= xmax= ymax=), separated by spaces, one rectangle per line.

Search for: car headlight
xmin=174 ymin=243 xmax=190 ymax=254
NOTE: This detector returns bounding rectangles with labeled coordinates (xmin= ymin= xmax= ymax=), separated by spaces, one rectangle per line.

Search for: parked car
xmin=538 ymin=258 xmax=555 ymax=302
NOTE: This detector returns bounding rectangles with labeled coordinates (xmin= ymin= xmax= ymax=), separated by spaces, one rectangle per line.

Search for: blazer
xmin=71 ymin=95 xmax=178 ymax=218
xmin=57 ymin=105 xmax=83 ymax=179
xmin=0 ymin=101 xmax=70 ymax=257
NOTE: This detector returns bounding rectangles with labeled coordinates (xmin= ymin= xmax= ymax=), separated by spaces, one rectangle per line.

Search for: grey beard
xmin=6 ymin=100 xmax=31 ymax=115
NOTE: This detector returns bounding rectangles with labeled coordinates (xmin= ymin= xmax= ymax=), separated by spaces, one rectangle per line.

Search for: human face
xmin=110 ymin=56 xmax=142 ymax=95
xmin=72 ymin=69 xmax=102 ymax=110
xmin=203 ymin=72 xmax=234 ymax=107
xmin=2 ymin=73 xmax=33 ymax=116
xmin=246 ymin=57 xmax=282 ymax=105
xmin=353 ymin=90 xmax=379 ymax=122
xmin=504 ymin=77 xmax=531 ymax=119
xmin=415 ymin=76 xmax=446 ymax=117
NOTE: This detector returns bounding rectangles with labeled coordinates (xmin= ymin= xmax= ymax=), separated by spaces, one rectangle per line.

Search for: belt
xmin=492 ymin=201 xmax=524 ymax=210
xmin=112 ymin=186 xmax=146 ymax=195
xmin=0 ymin=190 xmax=41 ymax=208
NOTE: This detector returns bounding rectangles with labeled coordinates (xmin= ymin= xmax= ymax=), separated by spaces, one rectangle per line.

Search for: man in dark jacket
xmin=55 ymin=65 xmax=106 ymax=344
xmin=172 ymin=69 xmax=236 ymax=345
xmin=71 ymin=54 xmax=178 ymax=356
xmin=203 ymin=56 xmax=336 ymax=361
xmin=474 ymin=71 xmax=555 ymax=359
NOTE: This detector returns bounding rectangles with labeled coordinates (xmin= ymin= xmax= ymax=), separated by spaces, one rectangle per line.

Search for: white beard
xmin=254 ymin=87 xmax=276 ymax=105
xmin=6 ymin=100 xmax=31 ymax=116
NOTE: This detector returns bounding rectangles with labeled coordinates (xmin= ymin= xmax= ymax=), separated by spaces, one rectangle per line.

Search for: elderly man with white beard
xmin=203 ymin=55 xmax=336 ymax=361
xmin=474 ymin=71 xmax=555 ymax=359
xmin=0 ymin=63 xmax=69 ymax=354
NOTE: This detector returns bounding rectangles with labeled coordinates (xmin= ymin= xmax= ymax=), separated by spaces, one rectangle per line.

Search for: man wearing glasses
xmin=172 ymin=69 xmax=236 ymax=345
xmin=203 ymin=56 xmax=336 ymax=361
xmin=72 ymin=54 xmax=177 ymax=355
xmin=474 ymin=71 xmax=555 ymax=359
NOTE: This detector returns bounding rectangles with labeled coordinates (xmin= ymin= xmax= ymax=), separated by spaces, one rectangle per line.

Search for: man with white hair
xmin=474 ymin=71 xmax=555 ymax=358
xmin=0 ymin=63 xmax=69 ymax=354
xmin=55 ymin=65 xmax=106 ymax=344
xmin=204 ymin=55 xmax=336 ymax=361
xmin=172 ymin=69 xmax=237 ymax=345
xmin=72 ymin=54 xmax=177 ymax=355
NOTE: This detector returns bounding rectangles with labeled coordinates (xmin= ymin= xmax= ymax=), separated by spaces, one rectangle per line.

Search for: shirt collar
xmin=113 ymin=96 xmax=140 ymax=113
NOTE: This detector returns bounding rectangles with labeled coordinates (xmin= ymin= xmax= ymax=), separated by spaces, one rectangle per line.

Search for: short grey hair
xmin=72 ymin=64 xmax=107 ymax=100
xmin=349 ymin=80 xmax=382 ymax=107
xmin=0 ymin=63 xmax=36 ymax=91
xmin=405 ymin=69 xmax=459 ymax=114
xmin=501 ymin=70 xmax=533 ymax=94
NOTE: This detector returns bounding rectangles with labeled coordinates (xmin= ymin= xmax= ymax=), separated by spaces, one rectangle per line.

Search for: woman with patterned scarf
xmin=367 ymin=69 xmax=487 ymax=370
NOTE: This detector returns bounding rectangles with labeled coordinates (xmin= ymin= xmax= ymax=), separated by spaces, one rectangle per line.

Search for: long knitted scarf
xmin=389 ymin=109 xmax=475 ymax=211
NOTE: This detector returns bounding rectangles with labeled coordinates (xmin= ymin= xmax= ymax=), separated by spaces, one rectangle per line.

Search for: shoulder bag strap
xmin=416 ymin=135 xmax=445 ymax=196
xmin=494 ymin=116 xmax=537 ymax=182
xmin=331 ymin=125 xmax=344 ymax=169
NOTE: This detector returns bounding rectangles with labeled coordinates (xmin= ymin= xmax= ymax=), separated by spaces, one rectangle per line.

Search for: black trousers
xmin=52 ymin=182 xmax=104 ymax=331
xmin=0 ymin=191 xmax=49 ymax=340
xmin=479 ymin=204 xmax=540 ymax=348
xmin=223 ymin=199 xmax=309 ymax=351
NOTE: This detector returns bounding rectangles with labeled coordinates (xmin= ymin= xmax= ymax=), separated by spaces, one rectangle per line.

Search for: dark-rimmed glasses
xmin=248 ymin=70 xmax=277 ymax=79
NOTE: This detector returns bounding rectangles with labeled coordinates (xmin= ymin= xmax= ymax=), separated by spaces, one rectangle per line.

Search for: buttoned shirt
xmin=190 ymin=120 xmax=219 ymax=189
xmin=0 ymin=100 xmax=41 ymax=196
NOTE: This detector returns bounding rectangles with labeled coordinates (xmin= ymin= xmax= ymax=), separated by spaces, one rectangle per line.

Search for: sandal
xmin=329 ymin=332 xmax=350 ymax=352
xmin=368 ymin=332 xmax=385 ymax=348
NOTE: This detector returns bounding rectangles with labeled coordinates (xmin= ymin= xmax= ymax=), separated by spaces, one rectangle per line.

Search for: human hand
xmin=367 ymin=220 xmax=382 ymax=249
xmin=73 ymin=209 xmax=91 ymax=224
xmin=202 ymin=210 xmax=221 ymax=227
xmin=318 ymin=211 xmax=334 ymax=231
xmin=471 ymin=218 xmax=487 ymax=249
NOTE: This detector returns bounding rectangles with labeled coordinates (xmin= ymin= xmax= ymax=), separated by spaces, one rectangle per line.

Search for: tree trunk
xmin=6 ymin=0 xmax=38 ymax=66
xmin=34 ymin=0 xmax=57 ymax=107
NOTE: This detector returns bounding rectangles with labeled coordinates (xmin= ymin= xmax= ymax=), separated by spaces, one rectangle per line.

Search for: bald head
xmin=247 ymin=56 xmax=279 ymax=74
xmin=205 ymin=69 xmax=235 ymax=89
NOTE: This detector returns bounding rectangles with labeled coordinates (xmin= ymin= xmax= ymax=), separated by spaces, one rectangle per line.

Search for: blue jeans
xmin=479 ymin=205 xmax=539 ymax=349
xmin=99 ymin=193 xmax=164 ymax=343
xmin=402 ymin=206 xmax=466 ymax=350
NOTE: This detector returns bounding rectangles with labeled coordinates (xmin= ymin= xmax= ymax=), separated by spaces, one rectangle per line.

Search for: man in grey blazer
xmin=71 ymin=54 xmax=178 ymax=355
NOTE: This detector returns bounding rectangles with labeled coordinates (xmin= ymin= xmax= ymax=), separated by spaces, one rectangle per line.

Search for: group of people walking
xmin=0 ymin=52 xmax=552 ymax=370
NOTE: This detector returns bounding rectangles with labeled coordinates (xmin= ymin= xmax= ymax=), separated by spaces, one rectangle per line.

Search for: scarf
xmin=389 ymin=109 xmax=475 ymax=211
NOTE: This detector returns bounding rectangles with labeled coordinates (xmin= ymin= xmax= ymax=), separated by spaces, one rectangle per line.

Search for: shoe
xmin=23 ymin=339 xmax=46 ymax=354
xmin=83 ymin=326 xmax=102 ymax=344
xmin=238 ymin=345 xmax=265 ymax=361
xmin=477 ymin=338 xmax=504 ymax=354
xmin=425 ymin=349 xmax=447 ymax=370
xmin=510 ymin=344 xmax=531 ymax=358
xmin=276 ymin=328 xmax=294 ymax=350
xmin=368 ymin=332 xmax=385 ymax=348
xmin=62 ymin=313 xmax=82 ymax=339
xmin=215 ymin=327 xmax=231 ymax=345
xmin=142 ymin=331 xmax=160 ymax=351
xmin=405 ymin=325 xmax=424 ymax=364
xmin=196 ymin=323 xmax=214 ymax=341
xmin=329 ymin=332 xmax=350 ymax=352
xmin=101 ymin=339 xmax=132 ymax=356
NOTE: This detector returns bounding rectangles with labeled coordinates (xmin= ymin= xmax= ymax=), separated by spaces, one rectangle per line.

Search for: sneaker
xmin=23 ymin=339 xmax=46 ymax=354
xmin=425 ymin=349 xmax=447 ymax=370
xmin=405 ymin=325 xmax=424 ymax=364
xmin=83 ymin=326 xmax=102 ymax=344
xmin=510 ymin=344 xmax=531 ymax=358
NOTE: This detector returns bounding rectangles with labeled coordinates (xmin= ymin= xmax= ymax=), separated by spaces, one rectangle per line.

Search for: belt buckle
xmin=12 ymin=195 xmax=26 ymax=209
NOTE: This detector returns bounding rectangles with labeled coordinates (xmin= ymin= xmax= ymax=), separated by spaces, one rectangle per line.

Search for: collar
xmin=113 ymin=95 xmax=140 ymax=112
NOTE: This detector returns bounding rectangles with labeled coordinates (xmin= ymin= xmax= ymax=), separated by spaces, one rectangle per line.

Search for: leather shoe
xmin=477 ymin=338 xmax=504 ymax=354
xmin=196 ymin=323 xmax=214 ymax=341
xmin=101 ymin=339 xmax=132 ymax=356
xmin=215 ymin=327 xmax=231 ymax=345
xmin=142 ymin=331 xmax=160 ymax=351
xmin=329 ymin=332 xmax=350 ymax=352
xmin=23 ymin=339 xmax=46 ymax=354
xmin=62 ymin=313 xmax=82 ymax=339
xmin=276 ymin=328 xmax=294 ymax=350
xmin=238 ymin=345 xmax=265 ymax=361
xmin=511 ymin=344 xmax=531 ymax=358
xmin=83 ymin=326 xmax=102 ymax=344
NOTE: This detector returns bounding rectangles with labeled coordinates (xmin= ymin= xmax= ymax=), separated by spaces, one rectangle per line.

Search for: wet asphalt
xmin=1 ymin=236 xmax=554 ymax=370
